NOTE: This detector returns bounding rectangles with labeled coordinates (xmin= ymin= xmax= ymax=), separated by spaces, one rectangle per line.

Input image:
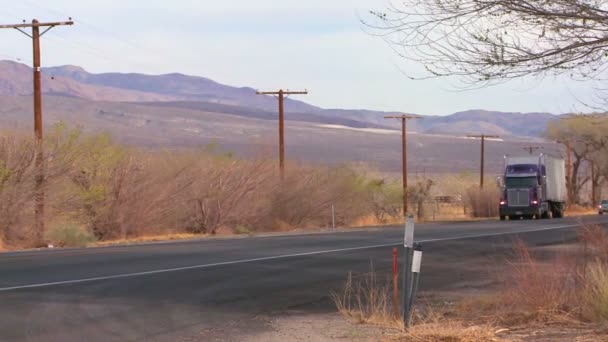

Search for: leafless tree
xmin=366 ymin=1 xmax=608 ymax=85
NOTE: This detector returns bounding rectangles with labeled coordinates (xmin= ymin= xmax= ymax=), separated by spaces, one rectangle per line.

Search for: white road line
xmin=418 ymin=223 xmax=581 ymax=243
xmin=0 ymin=222 xmax=594 ymax=292
xmin=0 ymin=243 xmax=397 ymax=292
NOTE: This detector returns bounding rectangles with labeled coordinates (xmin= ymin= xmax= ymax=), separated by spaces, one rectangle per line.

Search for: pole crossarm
xmin=256 ymin=90 xmax=308 ymax=95
xmin=467 ymin=134 xmax=500 ymax=139
xmin=0 ymin=20 xmax=74 ymax=29
xmin=384 ymin=114 xmax=423 ymax=120
xmin=523 ymin=145 xmax=543 ymax=154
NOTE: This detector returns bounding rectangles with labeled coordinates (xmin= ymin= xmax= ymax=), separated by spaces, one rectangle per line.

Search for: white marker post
xmin=402 ymin=214 xmax=415 ymax=328
xmin=331 ymin=204 xmax=336 ymax=229
xmin=407 ymin=243 xmax=423 ymax=326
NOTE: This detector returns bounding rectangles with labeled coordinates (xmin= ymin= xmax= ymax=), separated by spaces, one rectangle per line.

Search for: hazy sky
xmin=0 ymin=0 xmax=597 ymax=115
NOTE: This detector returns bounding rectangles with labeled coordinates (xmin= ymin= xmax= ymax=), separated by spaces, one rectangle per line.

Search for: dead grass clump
xmin=582 ymin=263 xmax=608 ymax=322
xmin=95 ymin=233 xmax=204 ymax=247
xmin=350 ymin=214 xmax=403 ymax=227
xmin=332 ymin=268 xmax=402 ymax=329
xmin=494 ymin=239 xmax=581 ymax=326
xmin=567 ymin=204 xmax=597 ymax=216
xmin=399 ymin=321 xmax=498 ymax=342
xmin=465 ymin=186 xmax=499 ymax=218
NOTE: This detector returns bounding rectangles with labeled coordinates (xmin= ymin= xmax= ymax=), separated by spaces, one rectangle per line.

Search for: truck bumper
xmin=500 ymin=206 xmax=541 ymax=217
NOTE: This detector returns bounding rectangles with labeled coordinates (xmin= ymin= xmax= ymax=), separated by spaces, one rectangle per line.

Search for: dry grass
xmin=332 ymin=269 xmax=403 ymax=330
xmin=397 ymin=321 xmax=499 ymax=342
xmin=333 ymin=226 xmax=608 ymax=341
xmin=465 ymin=186 xmax=500 ymax=218
xmin=95 ymin=233 xmax=206 ymax=247
xmin=350 ymin=214 xmax=404 ymax=228
xmin=567 ymin=204 xmax=598 ymax=217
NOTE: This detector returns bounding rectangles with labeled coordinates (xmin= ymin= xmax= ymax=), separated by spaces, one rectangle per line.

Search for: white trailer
xmin=498 ymin=154 xmax=567 ymax=220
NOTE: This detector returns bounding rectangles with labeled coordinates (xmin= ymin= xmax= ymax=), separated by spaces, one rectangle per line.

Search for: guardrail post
xmin=406 ymin=243 xmax=423 ymax=326
xmin=402 ymin=214 xmax=415 ymax=329
xmin=393 ymin=247 xmax=399 ymax=319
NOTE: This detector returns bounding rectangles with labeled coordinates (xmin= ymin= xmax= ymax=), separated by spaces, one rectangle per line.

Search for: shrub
xmin=465 ymin=186 xmax=499 ymax=218
xmin=583 ymin=263 xmax=608 ymax=322
xmin=45 ymin=223 xmax=97 ymax=248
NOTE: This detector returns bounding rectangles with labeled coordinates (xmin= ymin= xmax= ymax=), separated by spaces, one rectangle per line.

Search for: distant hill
xmin=0 ymin=60 xmax=560 ymax=138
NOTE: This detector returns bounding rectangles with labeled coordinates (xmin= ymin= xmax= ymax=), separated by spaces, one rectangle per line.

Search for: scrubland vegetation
xmin=0 ymin=124 xmax=488 ymax=249
xmin=333 ymin=225 xmax=608 ymax=341
xmin=3 ymin=122 xmax=597 ymax=250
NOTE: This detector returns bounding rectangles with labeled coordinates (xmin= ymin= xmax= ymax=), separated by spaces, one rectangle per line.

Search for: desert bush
xmin=583 ymin=263 xmax=608 ymax=322
xmin=500 ymin=240 xmax=578 ymax=317
xmin=0 ymin=136 xmax=37 ymax=246
xmin=358 ymin=177 xmax=402 ymax=224
xmin=178 ymin=153 xmax=275 ymax=234
xmin=465 ymin=186 xmax=500 ymax=218
xmin=268 ymin=165 xmax=366 ymax=229
xmin=45 ymin=223 xmax=97 ymax=247
xmin=497 ymin=230 xmax=608 ymax=324
xmin=408 ymin=178 xmax=435 ymax=220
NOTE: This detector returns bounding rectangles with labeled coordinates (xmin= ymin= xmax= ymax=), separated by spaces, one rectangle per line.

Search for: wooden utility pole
xmin=523 ymin=145 xmax=542 ymax=155
xmin=256 ymin=89 xmax=308 ymax=180
xmin=565 ymin=138 xmax=574 ymax=206
xmin=590 ymin=159 xmax=597 ymax=205
xmin=467 ymin=134 xmax=500 ymax=189
xmin=385 ymin=114 xmax=422 ymax=216
xmin=0 ymin=19 xmax=74 ymax=245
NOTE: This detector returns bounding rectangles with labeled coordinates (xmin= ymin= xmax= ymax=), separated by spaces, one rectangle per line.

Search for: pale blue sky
xmin=0 ymin=0 xmax=596 ymax=115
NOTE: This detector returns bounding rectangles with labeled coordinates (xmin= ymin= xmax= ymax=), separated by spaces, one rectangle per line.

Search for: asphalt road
xmin=1 ymin=216 xmax=607 ymax=341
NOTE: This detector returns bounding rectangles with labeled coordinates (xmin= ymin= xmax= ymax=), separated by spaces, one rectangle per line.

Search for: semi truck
xmin=498 ymin=154 xmax=567 ymax=220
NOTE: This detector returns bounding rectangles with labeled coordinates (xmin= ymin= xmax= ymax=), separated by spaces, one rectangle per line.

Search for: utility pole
xmin=523 ymin=145 xmax=542 ymax=155
xmin=256 ymin=89 xmax=308 ymax=180
xmin=559 ymin=138 xmax=574 ymax=206
xmin=0 ymin=19 xmax=74 ymax=245
xmin=467 ymin=134 xmax=500 ymax=189
xmin=590 ymin=159 xmax=597 ymax=205
xmin=385 ymin=114 xmax=422 ymax=216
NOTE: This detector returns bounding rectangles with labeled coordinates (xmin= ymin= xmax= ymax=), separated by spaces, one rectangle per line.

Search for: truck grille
xmin=507 ymin=189 xmax=529 ymax=207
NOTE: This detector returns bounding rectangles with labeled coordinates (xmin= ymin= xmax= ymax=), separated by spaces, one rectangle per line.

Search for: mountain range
xmin=0 ymin=60 xmax=559 ymax=137
xmin=0 ymin=60 xmax=566 ymax=173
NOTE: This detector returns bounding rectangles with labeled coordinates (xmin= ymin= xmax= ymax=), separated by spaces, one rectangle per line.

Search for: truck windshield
xmin=505 ymin=177 xmax=538 ymax=188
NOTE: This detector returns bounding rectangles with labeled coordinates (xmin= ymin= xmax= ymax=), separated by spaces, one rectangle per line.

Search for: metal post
xmin=393 ymin=247 xmax=399 ymax=319
xmin=402 ymin=214 xmax=415 ymax=328
xmin=331 ymin=204 xmax=336 ymax=229
xmin=406 ymin=243 xmax=423 ymax=326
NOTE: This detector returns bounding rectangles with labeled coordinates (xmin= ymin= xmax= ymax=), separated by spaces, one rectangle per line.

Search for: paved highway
xmin=1 ymin=216 xmax=607 ymax=341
